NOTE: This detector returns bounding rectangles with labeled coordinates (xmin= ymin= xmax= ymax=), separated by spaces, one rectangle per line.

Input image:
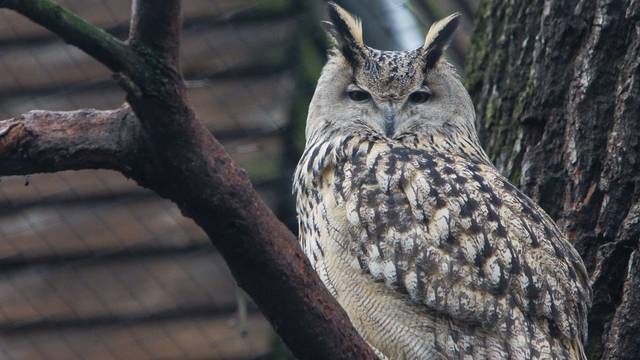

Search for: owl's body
xmin=294 ymin=4 xmax=591 ymax=359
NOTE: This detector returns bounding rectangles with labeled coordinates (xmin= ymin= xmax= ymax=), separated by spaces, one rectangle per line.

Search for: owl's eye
xmin=348 ymin=90 xmax=371 ymax=102
xmin=408 ymin=91 xmax=430 ymax=104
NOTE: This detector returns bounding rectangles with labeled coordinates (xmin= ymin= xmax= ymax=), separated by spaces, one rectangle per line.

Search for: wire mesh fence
xmin=0 ymin=1 xmax=478 ymax=359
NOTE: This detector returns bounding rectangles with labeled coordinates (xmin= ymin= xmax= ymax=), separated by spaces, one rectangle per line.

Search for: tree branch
xmin=0 ymin=106 xmax=136 ymax=176
xmin=129 ymin=0 xmax=182 ymax=67
xmin=122 ymin=0 xmax=189 ymax=131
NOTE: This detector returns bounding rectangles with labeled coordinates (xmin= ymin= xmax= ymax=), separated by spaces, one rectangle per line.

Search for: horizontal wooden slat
xmin=0 ymin=170 xmax=141 ymax=204
xmin=189 ymin=73 xmax=295 ymax=134
xmin=0 ymin=171 xmax=208 ymax=260
xmin=0 ymin=251 xmax=238 ymax=326
xmin=181 ymin=18 xmax=297 ymax=78
xmin=220 ymin=135 xmax=289 ymax=209
xmin=0 ymin=73 xmax=295 ymax=136
xmin=0 ymin=0 xmax=130 ymax=42
xmin=0 ymin=40 xmax=110 ymax=95
xmin=0 ymin=0 xmax=293 ymax=41
xmin=0 ymin=18 xmax=296 ymax=95
xmin=0 ymin=313 xmax=273 ymax=360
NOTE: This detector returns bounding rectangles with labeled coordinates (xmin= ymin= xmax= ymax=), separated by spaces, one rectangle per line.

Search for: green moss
xmin=490 ymin=45 xmax=509 ymax=83
xmin=464 ymin=0 xmax=497 ymax=101
xmin=509 ymin=167 xmax=521 ymax=186
xmin=513 ymin=78 xmax=535 ymax=120
xmin=485 ymin=91 xmax=502 ymax=128
xmin=489 ymin=126 xmax=506 ymax=162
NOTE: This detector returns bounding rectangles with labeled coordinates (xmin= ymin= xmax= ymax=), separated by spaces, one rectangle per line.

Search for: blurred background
xmin=0 ymin=1 xmax=478 ymax=359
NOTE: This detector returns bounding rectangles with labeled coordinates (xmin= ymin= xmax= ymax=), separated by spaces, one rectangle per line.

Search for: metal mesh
xmin=0 ymin=0 xmax=478 ymax=358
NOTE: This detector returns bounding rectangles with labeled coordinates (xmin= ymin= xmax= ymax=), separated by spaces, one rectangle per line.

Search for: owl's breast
xmin=294 ymin=135 xmax=590 ymax=359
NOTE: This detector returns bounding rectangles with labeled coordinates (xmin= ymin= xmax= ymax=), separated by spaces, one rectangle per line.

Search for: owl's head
xmin=306 ymin=3 xmax=477 ymax=145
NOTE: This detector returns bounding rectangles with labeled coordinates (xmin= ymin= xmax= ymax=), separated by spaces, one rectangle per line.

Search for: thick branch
xmin=129 ymin=0 xmax=182 ymax=66
xmin=123 ymin=0 xmax=188 ymax=130
xmin=0 ymin=107 xmax=137 ymax=176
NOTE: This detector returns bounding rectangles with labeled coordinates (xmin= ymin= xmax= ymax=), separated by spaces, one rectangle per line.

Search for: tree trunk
xmin=465 ymin=1 xmax=640 ymax=359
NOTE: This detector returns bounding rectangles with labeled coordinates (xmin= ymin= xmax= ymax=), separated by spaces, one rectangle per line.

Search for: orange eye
xmin=348 ymin=90 xmax=371 ymax=101
xmin=408 ymin=91 xmax=430 ymax=104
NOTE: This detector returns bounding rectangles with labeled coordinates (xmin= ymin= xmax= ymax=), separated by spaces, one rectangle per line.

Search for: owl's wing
xmin=332 ymin=140 xmax=591 ymax=344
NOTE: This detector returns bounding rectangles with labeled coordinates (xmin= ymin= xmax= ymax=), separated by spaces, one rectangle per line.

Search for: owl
xmin=294 ymin=3 xmax=591 ymax=360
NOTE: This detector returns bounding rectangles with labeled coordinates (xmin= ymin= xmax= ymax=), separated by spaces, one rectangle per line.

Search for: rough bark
xmin=0 ymin=0 xmax=378 ymax=359
xmin=0 ymin=107 xmax=134 ymax=176
xmin=466 ymin=1 xmax=640 ymax=359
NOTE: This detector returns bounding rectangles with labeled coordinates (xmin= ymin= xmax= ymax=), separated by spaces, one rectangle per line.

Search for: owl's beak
xmin=384 ymin=108 xmax=395 ymax=137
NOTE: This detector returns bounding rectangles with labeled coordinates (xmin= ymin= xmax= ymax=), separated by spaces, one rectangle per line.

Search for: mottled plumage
xmin=294 ymin=4 xmax=591 ymax=359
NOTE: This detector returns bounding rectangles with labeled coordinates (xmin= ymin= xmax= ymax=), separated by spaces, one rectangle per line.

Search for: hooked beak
xmin=383 ymin=105 xmax=396 ymax=137
xmin=384 ymin=114 xmax=394 ymax=136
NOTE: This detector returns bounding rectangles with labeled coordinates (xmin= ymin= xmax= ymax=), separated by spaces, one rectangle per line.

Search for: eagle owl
xmin=294 ymin=3 xmax=591 ymax=359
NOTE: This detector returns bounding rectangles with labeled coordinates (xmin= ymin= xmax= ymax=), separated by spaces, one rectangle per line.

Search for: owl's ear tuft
xmin=323 ymin=2 xmax=366 ymax=65
xmin=422 ymin=13 xmax=460 ymax=70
